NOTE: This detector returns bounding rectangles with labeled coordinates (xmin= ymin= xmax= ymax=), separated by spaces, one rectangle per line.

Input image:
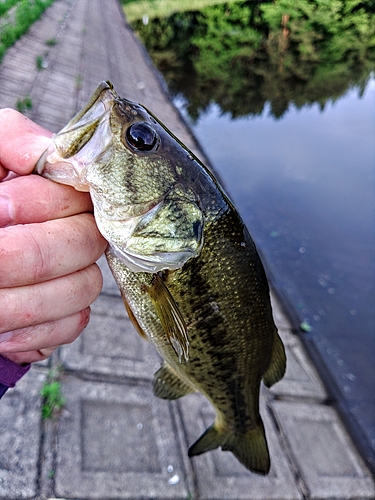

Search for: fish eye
xmin=125 ymin=122 xmax=158 ymax=151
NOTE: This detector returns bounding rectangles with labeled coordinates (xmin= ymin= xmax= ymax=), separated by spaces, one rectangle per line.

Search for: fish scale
xmin=35 ymin=81 xmax=286 ymax=474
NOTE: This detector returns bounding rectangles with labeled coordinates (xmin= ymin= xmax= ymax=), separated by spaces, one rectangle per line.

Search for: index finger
xmin=0 ymin=174 xmax=93 ymax=227
xmin=0 ymin=109 xmax=52 ymax=178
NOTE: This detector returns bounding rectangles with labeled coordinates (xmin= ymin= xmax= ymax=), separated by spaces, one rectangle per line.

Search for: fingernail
xmin=0 ymin=331 xmax=13 ymax=342
xmin=0 ymin=195 xmax=14 ymax=227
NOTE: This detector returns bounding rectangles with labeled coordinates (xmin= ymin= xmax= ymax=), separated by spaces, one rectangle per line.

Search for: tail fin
xmin=188 ymin=421 xmax=270 ymax=475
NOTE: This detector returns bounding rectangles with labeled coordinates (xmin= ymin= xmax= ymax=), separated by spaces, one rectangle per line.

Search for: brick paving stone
xmin=0 ymin=369 xmax=45 ymax=499
xmin=0 ymin=0 xmax=75 ymax=113
xmin=270 ymin=293 xmax=294 ymax=331
xmin=270 ymin=341 xmax=327 ymax=400
xmin=272 ymin=400 xmax=375 ymax=499
xmin=270 ymin=295 xmax=328 ymax=401
xmin=54 ymin=376 xmax=193 ymax=499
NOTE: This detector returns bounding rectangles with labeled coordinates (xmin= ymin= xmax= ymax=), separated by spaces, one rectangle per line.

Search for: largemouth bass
xmin=35 ymin=81 xmax=286 ymax=474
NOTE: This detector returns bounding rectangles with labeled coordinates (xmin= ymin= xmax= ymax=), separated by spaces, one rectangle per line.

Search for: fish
xmin=34 ymin=81 xmax=286 ymax=474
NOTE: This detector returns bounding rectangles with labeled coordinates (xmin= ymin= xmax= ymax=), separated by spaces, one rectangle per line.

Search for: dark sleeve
xmin=0 ymin=354 xmax=30 ymax=399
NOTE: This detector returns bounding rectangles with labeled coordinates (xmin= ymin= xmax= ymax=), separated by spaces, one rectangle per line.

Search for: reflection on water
xmin=129 ymin=0 xmax=375 ymax=466
xmin=131 ymin=0 xmax=375 ymax=120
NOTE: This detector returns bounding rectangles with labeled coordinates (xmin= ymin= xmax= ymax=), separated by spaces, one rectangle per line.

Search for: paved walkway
xmin=0 ymin=1 xmax=374 ymax=499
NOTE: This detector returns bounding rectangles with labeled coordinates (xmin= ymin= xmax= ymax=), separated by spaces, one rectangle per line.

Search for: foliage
xmin=132 ymin=0 xmax=375 ymax=120
xmin=40 ymin=367 xmax=66 ymax=420
xmin=0 ymin=0 xmax=56 ymax=63
xmin=16 ymin=94 xmax=32 ymax=113
xmin=45 ymin=37 xmax=57 ymax=46
xmin=0 ymin=0 xmax=20 ymax=17
xmin=35 ymin=54 xmax=44 ymax=70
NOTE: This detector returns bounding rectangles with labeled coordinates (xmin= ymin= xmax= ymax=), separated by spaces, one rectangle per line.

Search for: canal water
xmin=128 ymin=0 xmax=375 ymax=466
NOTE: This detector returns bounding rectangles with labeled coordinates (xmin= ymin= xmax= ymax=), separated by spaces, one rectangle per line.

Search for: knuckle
xmin=27 ymin=229 xmax=51 ymax=281
xmin=76 ymin=307 xmax=91 ymax=337
xmin=80 ymin=306 xmax=91 ymax=329
xmin=0 ymin=285 xmax=45 ymax=335
xmin=83 ymin=263 xmax=103 ymax=299
xmin=63 ymin=308 xmax=91 ymax=345
xmin=37 ymin=347 xmax=55 ymax=360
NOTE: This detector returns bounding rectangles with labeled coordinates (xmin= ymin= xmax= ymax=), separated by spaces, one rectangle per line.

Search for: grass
xmin=75 ymin=73 xmax=83 ymax=90
xmin=45 ymin=37 xmax=57 ymax=46
xmin=0 ymin=0 xmax=20 ymax=17
xmin=0 ymin=0 xmax=56 ymax=63
xmin=40 ymin=367 xmax=66 ymax=420
xmin=35 ymin=54 xmax=44 ymax=69
xmin=16 ymin=94 xmax=32 ymax=112
xmin=122 ymin=0 xmax=233 ymax=22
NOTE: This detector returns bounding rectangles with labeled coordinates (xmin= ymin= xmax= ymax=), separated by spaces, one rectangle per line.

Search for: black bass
xmin=35 ymin=81 xmax=286 ymax=474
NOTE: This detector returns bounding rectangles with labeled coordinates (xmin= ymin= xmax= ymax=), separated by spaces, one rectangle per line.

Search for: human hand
xmin=0 ymin=109 xmax=107 ymax=364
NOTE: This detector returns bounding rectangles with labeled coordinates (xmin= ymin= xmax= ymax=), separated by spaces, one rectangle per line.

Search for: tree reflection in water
xmin=130 ymin=0 xmax=375 ymax=120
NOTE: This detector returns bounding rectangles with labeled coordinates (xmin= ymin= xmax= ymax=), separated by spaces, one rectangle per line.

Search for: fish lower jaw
xmin=35 ymin=146 xmax=90 ymax=191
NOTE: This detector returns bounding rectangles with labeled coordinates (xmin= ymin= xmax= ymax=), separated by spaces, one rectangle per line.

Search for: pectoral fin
xmin=120 ymin=291 xmax=149 ymax=341
xmin=262 ymin=329 xmax=286 ymax=388
xmin=153 ymin=362 xmax=195 ymax=399
xmin=145 ymin=273 xmax=189 ymax=362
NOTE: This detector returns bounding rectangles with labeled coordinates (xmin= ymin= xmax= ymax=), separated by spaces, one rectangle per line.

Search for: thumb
xmin=0 ymin=109 xmax=53 ymax=179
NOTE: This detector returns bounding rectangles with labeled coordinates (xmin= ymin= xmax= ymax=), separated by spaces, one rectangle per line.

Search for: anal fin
xmin=153 ymin=362 xmax=195 ymax=400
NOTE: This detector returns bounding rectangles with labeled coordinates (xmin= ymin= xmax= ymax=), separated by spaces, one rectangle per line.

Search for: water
xmin=176 ymin=81 xmax=375 ymax=462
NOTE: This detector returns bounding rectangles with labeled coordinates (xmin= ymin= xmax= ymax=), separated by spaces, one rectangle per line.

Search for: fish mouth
xmin=34 ymin=81 xmax=117 ymax=191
